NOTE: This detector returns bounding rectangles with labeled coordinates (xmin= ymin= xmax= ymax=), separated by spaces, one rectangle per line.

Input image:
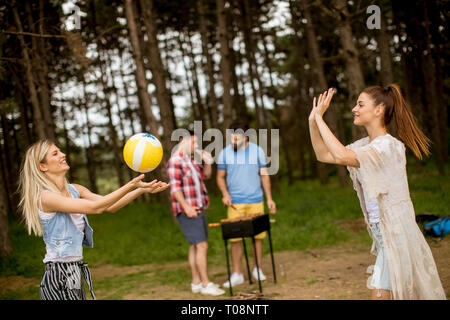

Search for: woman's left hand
xmin=315 ymin=88 xmax=336 ymax=118
xmin=141 ymin=180 xmax=170 ymax=194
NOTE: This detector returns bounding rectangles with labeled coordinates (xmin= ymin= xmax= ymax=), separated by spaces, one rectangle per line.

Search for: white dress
xmin=346 ymin=134 xmax=446 ymax=300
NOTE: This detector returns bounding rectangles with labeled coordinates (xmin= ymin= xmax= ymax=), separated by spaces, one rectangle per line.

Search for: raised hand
xmin=315 ymin=88 xmax=336 ymax=118
xmin=200 ymin=150 xmax=214 ymax=165
xmin=308 ymin=95 xmax=318 ymax=122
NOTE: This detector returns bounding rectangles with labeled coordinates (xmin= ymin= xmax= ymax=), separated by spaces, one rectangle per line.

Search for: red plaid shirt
xmin=166 ymin=151 xmax=209 ymax=216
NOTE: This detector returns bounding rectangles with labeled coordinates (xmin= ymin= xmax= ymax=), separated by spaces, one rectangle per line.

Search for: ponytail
xmin=362 ymin=84 xmax=431 ymax=159
xmin=388 ymin=84 xmax=430 ymax=159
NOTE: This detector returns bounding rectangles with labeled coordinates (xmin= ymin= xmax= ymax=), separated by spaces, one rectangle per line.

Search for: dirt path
xmin=114 ymin=236 xmax=450 ymax=300
xmin=2 ymin=236 xmax=449 ymax=300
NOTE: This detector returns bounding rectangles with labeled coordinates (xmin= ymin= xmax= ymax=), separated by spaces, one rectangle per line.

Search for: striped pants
xmin=40 ymin=261 xmax=96 ymax=300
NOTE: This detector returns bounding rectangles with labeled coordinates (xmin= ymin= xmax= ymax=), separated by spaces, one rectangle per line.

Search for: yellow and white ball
xmin=123 ymin=133 xmax=163 ymax=173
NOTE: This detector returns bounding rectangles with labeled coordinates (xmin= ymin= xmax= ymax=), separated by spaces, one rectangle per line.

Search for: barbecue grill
xmin=217 ymin=213 xmax=277 ymax=295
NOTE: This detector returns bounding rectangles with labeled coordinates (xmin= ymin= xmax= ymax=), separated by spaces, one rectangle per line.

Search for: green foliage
xmin=1 ymin=165 xmax=449 ymax=299
xmin=3 ymin=165 xmax=448 ymax=278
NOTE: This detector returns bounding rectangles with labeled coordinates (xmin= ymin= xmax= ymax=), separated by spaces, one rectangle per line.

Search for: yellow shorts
xmin=227 ymin=202 xmax=266 ymax=242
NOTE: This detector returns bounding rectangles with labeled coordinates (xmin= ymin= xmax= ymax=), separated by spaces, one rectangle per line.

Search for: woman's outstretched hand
xmin=130 ymin=174 xmax=169 ymax=193
xmin=314 ymin=88 xmax=336 ymax=118
xmin=141 ymin=180 xmax=170 ymax=194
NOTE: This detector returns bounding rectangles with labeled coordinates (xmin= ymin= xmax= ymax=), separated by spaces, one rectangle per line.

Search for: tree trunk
xmin=377 ymin=9 xmax=394 ymax=85
xmin=197 ymin=0 xmax=219 ymax=129
xmin=238 ymin=0 xmax=266 ymax=129
xmin=426 ymin=1 xmax=448 ymax=165
xmin=120 ymin=52 xmax=145 ymax=134
xmin=140 ymin=0 xmax=177 ymax=151
xmin=25 ymin=1 xmax=56 ymax=141
xmin=12 ymin=6 xmax=46 ymax=139
xmin=184 ymin=30 xmax=210 ymax=130
xmin=228 ymin=12 xmax=249 ymax=124
xmin=334 ymin=0 xmax=366 ymax=141
xmin=289 ymin=0 xmax=327 ymax=183
xmin=177 ymin=32 xmax=202 ymax=121
xmin=98 ymin=51 xmax=126 ymax=186
xmin=216 ymin=0 xmax=234 ymax=130
xmin=0 ymin=115 xmax=12 ymax=213
xmin=300 ymin=0 xmax=348 ymax=186
xmin=15 ymin=85 xmax=32 ymax=146
xmin=37 ymin=0 xmax=56 ymax=140
xmin=81 ymin=77 xmax=99 ymax=193
xmin=259 ymin=29 xmax=293 ymax=185
xmin=0 ymin=164 xmax=12 ymax=259
xmin=59 ymin=103 xmax=74 ymax=182
xmin=124 ymin=0 xmax=160 ymax=137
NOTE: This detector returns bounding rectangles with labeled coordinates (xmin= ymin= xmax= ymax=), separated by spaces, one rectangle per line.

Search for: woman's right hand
xmin=315 ymin=88 xmax=335 ymax=118
xmin=308 ymin=96 xmax=319 ymax=122
xmin=130 ymin=174 xmax=158 ymax=189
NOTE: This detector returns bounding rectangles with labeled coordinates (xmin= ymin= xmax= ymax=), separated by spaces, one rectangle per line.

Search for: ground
xmin=1 ymin=219 xmax=449 ymax=300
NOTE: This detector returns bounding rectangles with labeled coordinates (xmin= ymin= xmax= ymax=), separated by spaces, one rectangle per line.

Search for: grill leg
xmin=268 ymin=228 xmax=277 ymax=283
xmin=224 ymin=239 xmax=233 ymax=296
xmin=242 ymin=238 xmax=252 ymax=284
xmin=252 ymin=236 xmax=262 ymax=293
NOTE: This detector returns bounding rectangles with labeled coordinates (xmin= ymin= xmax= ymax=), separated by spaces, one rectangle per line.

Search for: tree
xmin=332 ymin=0 xmax=367 ymax=140
xmin=12 ymin=6 xmax=47 ymax=139
xmin=216 ymin=0 xmax=234 ymax=130
xmin=124 ymin=0 xmax=160 ymax=137
xmin=139 ymin=0 xmax=177 ymax=150
xmin=300 ymin=0 xmax=348 ymax=186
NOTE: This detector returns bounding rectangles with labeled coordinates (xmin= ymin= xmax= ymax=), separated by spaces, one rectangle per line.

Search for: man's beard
xmin=232 ymin=141 xmax=245 ymax=152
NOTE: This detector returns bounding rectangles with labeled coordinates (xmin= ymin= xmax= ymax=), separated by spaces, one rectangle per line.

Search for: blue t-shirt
xmin=217 ymin=142 xmax=267 ymax=204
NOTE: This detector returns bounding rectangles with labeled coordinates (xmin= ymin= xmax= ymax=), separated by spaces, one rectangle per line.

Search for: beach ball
xmin=123 ymin=133 xmax=163 ymax=173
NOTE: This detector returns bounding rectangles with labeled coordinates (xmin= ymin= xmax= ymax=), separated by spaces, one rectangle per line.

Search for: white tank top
xmin=356 ymin=172 xmax=380 ymax=224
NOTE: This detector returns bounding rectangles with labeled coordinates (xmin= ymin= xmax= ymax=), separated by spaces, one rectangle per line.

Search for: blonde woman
xmin=18 ymin=139 xmax=169 ymax=300
xmin=308 ymin=85 xmax=446 ymax=300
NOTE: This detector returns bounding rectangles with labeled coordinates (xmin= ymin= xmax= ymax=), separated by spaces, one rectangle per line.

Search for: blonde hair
xmin=18 ymin=140 xmax=69 ymax=236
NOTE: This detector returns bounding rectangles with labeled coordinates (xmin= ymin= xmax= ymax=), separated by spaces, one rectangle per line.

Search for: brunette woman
xmin=308 ymin=85 xmax=446 ymax=300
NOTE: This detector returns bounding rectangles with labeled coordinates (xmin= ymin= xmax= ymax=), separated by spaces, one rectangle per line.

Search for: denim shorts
xmin=176 ymin=212 xmax=208 ymax=245
xmin=369 ymin=223 xmax=391 ymax=291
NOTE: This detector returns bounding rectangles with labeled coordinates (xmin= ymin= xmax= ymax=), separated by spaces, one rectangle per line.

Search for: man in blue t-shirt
xmin=216 ymin=122 xmax=276 ymax=288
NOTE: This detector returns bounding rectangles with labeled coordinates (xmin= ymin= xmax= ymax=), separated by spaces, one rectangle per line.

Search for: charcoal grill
xmin=220 ymin=213 xmax=276 ymax=295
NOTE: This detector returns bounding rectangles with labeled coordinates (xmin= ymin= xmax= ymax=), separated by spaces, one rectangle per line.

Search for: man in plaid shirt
xmin=166 ymin=130 xmax=224 ymax=296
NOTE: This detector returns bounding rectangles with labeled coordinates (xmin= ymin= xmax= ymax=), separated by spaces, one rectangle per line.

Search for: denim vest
xmin=41 ymin=184 xmax=94 ymax=258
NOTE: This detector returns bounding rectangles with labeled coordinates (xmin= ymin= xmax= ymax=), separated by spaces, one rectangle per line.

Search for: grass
xmin=0 ymin=160 xmax=448 ymax=299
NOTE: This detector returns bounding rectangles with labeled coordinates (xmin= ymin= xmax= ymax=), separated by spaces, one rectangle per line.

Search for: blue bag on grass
xmin=424 ymin=216 xmax=450 ymax=237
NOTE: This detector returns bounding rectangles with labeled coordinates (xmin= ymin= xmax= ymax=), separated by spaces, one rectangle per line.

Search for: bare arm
xmin=200 ymin=150 xmax=213 ymax=180
xmin=308 ymin=92 xmax=337 ymax=164
xmin=203 ymin=163 xmax=212 ymax=180
xmin=309 ymin=120 xmax=336 ymax=164
xmin=216 ymin=169 xmax=232 ymax=206
xmin=260 ymin=167 xmax=276 ymax=214
xmin=41 ymin=175 xmax=159 ymax=214
xmin=73 ymin=180 xmax=169 ymax=213
xmin=313 ymin=88 xmax=359 ymax=167
xmin=314 ymin=115 xmax=359 ymax=167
